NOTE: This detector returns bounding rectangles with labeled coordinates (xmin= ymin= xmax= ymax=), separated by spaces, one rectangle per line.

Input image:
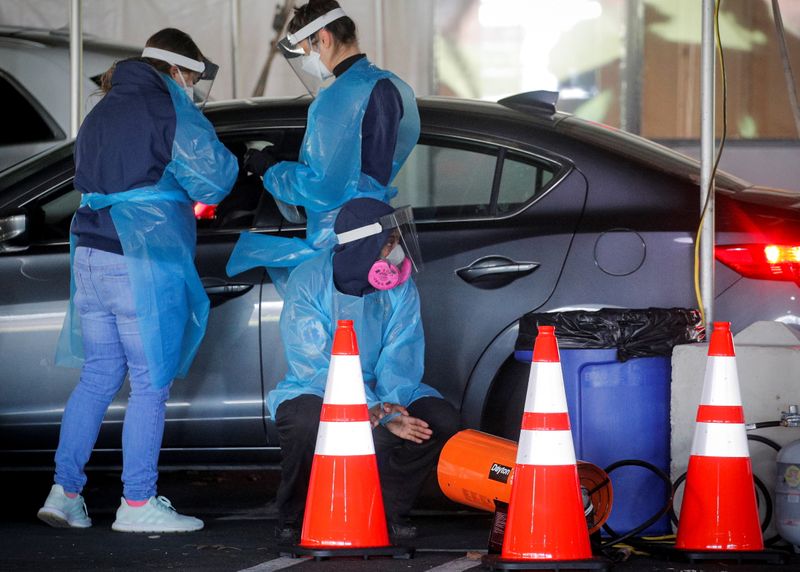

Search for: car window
xmin=21 ymin=131 xmax=560 ymax=240
xmin=395 ymin=143 xmax=496 ymax=219
xmin=28 ymin=174 xmax=281 ymax=243
xmin=12 ymin=130 xmax=304 ymax=242
xmin=393 ymin=137 xmax=560 ymax=221
xmin=496 ymin=152 xmax=556 ymax=215
xmin=24 ymin=174 xmax=273 ymax=244
xmin=0 ymin=71 xmax=63 ymax=145
xmin=197 ymin=131 xmax=305 ymax=233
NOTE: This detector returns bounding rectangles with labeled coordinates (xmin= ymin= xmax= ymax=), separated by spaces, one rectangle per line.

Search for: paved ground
xmin=2 ymin=469 xmax=799 ymax=571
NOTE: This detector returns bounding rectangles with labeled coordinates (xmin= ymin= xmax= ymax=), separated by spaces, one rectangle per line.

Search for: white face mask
xmin=176 ymin=72 xmax=195 ymax=103
xmin=300 ymin=50 xmax=332 ymax=82
xmin=385 ymin=243 xmax=406 ymax=266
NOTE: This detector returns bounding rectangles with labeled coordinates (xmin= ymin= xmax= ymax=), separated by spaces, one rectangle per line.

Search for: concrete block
xmin=670 ymin=322 xmax=800 ymax=538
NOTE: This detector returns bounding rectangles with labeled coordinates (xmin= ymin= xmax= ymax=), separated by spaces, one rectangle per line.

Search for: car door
xmin=392 ymin=133 xmax=587 ymax=418
xmin=165 ymin=144 xmax=272 ymax=461
xmin=0 ymin=149 xmax=268 ymax=465
xmin=208 ymin=129 xmax=306 ymax=447
xmin=0 ymin=168 xmax=76 ymax=463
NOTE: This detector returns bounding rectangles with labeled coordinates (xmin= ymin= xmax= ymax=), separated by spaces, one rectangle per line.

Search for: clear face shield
xmin=336 ymin=205 xmax=423 ymax=282
xmin=278 ymin=7 xmax=347 ymax=97
xmin=192 ymin=57 xmax=218 ymax=108
xmin=378 ymin=206 xmax=423 ymax=274
xmin=141 ymin=47 xmax=218 ymax=109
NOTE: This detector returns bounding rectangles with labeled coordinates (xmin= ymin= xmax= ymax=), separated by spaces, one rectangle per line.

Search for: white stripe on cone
xmin=315 ymin=421 xmax=375 ymax=456
xmin=700 ymin=356 xmax=742 ymax=406
xmin=523 ymin=362 xmax=569 ymax=413
xmin=517 ymin=429 xmax=577 ymax=466
xmin=691 ymin=422 xmax=750 ymax=457
xmin=324 ymin=355 xmax=367 ymax=404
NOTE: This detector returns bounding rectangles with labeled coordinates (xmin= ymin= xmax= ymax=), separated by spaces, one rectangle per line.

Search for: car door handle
xmin=456 ymin=256 xmax=539 ymax=288
xmin=202 ymin=282 xmax=254 ymax=309
xmin=203 ymin=283 xmax=254 ymax=297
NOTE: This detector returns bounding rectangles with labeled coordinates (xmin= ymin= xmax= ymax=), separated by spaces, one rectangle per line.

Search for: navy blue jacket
xmin=332 ymin=54 xmax=403 ymax=187
xmin=72 ymin=60 xmax=180 ymax=254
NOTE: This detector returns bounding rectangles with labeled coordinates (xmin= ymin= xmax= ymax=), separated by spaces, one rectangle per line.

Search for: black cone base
xmin=665 ymin=547 xmax=786 ymax=565
xmin=279 ymin=544 xmax=413 ymax=561
xmin=482 ymin=554 xmax=610 ymax=571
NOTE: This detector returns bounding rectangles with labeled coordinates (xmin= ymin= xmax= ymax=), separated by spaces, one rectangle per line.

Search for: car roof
xmin=0 ymin=26 xmax=139 ymax=80
xmin=0 ymin=26 xmax=140 ymax=57
xmin=0 ymin=27 xmax=141 ymax=137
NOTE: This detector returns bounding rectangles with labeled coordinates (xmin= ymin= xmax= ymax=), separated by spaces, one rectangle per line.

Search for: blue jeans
xmin=55 ymin=247 xmax=171 ymax=500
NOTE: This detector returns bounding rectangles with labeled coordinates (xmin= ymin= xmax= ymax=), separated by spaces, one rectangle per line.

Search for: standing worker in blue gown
xmin=38 ymin=28 xmax=238 ymax=534
xmin=270 ymin=198 xmax=460 ymax=543
xmin=226 ymin=0 xmax=420 ymax=293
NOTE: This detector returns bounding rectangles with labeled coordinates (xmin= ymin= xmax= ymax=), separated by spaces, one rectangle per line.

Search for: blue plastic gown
xmin=56 ymin=75 xmax=238 ymax=388
xmin=267 ymin=251 xmax=441 ymax=418
xmin=226 ymin=57 xmax=421 ymax=294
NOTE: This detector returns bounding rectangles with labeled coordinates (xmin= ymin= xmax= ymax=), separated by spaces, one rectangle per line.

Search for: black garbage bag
xmin=515 ymin=308 xmax=704 ymax=362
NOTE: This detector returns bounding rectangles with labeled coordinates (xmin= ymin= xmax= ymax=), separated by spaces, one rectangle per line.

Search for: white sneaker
xmin=37 ymin=484 xmax=92 ymax=528
xmin=111 ymin=496 xmax=204 ymax=533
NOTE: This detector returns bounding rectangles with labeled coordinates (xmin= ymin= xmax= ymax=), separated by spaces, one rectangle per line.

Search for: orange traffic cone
xmin=286 ymin=320 xmax=411 ymax=559
xmin=483 ymin=325 xmax=607 ymax=571
xmin=675 ymin=321 xmax=763 ymax=554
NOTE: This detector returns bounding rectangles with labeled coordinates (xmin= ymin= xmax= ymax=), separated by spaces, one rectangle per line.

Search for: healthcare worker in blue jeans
xmin=37 ymin=28 xmax=237 ymax=533
xmin=270 ymin=198 xmax=460 ymax=542
xmin=226 ymin=0 xmax=420 ymax=293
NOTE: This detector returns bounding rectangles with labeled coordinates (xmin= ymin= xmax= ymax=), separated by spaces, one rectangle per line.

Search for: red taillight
xmin=715 ymin=244 xmax=800 ymax=283
xmin=194 ymin=202 xmax=216 ymax=220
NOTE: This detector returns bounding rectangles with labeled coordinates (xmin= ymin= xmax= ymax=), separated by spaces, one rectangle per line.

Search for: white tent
xmin=0 ymin=0 xmax=434 ymax=103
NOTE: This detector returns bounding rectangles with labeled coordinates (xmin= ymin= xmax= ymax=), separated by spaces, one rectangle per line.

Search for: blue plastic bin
xmin=514 ymin=347 xmax=672 ymax=535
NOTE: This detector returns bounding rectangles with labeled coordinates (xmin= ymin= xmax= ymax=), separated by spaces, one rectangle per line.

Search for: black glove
xmin=243 ymin=147 xmax=278 ymax=177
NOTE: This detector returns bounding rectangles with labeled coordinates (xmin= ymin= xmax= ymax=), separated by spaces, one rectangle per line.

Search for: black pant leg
xmin=274 ymin=394 xmax=322 ymax=527
xmin=373 ymin=396 xmax=461 ymax=521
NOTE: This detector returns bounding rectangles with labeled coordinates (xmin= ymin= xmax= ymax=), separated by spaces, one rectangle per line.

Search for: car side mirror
xmin=0 ymin=211 xmax=29 ymax=253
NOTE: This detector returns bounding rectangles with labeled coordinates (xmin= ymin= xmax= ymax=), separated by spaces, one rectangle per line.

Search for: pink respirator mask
xmin=368 ymin=245 xmax=413 ymax=290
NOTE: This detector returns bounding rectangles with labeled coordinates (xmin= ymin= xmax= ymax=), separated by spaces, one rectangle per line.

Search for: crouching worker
xmin=270 ymin=198 xmax=460 ymax=542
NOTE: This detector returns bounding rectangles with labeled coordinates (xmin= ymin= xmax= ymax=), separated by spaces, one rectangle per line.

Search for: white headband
xmin=142 ymin=47 xmax=205 ymax=73
xmin=336 ymin=222 xmax=382 ymax=245
xmin=286 ymin=7 xmax=347 ymax=45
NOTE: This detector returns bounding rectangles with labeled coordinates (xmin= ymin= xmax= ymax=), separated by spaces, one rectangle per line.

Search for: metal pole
xmin=69 ymin=0 xmax=83 ymax=137
xmin=231 ymin=0 xmax=241 ymax=99
xmin=374 ymin=0 xmax=384 ymax=68
xmin=621 ymin=0 xmax=643 ymax=134
xmin=700 ymin=0 xmax=716 ymax=326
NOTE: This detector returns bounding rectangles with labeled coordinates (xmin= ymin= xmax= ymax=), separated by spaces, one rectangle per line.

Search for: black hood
xmin=333 ymin=198 xmax=394 ymax=297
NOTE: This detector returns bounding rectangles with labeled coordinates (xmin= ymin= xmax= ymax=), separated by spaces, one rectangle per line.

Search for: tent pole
xmin=231 ymin=0 xmax=241 ymax=99
xmin=69 ymin=0 xmax=83 ymax=137
xmin=700 ymin=0 xmax=716 ymax=326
